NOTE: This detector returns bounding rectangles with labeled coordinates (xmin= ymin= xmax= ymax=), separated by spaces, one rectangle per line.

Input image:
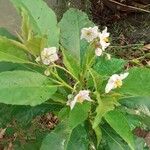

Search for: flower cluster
xmin=81 ymin=26 xmax=110 ymax=58
xmin=67 ymin=27 xmax=129 ymax=110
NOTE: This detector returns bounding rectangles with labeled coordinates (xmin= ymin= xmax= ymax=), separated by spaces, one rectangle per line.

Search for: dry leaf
xmin=143 ymin=44 xmax=150 ymax=51
xmin=0 ymin=128 xmax=6 ymax=139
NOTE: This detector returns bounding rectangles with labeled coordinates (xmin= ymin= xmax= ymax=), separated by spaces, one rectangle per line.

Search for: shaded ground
xmin=90 ymin=0 xmax=150 ymax=67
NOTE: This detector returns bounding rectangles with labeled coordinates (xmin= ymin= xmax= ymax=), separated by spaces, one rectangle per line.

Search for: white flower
xmin=99 ymin=27 xmax=110 ymax=50
xmin=105 ymin=72 xmax=129 ymax=93
xmin=41 ymin=47 xmax=59 ymax=65
xmin=67 ymin=90 xmax=92 ymax=110
xmin=44 ymin=69 xmax=50 ymax=76
xmin=81 ymin=26 xmax=99 ymax=42
xmin=95 ymin=48 xmax=103 ymax=56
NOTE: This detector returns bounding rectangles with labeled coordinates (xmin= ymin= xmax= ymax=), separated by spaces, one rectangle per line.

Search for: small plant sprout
xmin=36 ymin=47 xmax=59 ymax=65
xmin=81 ymin=26 xmax=99 ymax=42
xmin=67 ymin=90 xmax=92 ymax=110
xmin=105 ymin=72 xmax=129 ymax=93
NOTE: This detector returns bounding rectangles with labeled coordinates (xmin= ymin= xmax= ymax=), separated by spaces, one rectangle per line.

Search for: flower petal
xmin=120 ymin=72 xmax=129 ymax=80
xmin=95 ymin=48 xmax=103 ymax=56
xmin=105 ymin=81 xmax=115 ymax=93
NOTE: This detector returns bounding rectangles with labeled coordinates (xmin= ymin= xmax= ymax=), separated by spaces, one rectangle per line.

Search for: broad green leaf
xmin=62 ymin=49 xmax=80 ymax=80
xmin=94 ymin=58 xmax=126 ymax=76
xmin=102 ymin=126 xmax=129 ymax=150
xmin=0 ymin=62 xmax=22 ymax=72
xmin=118 ymin=68 xmax=150 ymax=97
xmin=93 ymin=97 xmax=119 ymax=129
xmin=0 ymin=36 xmax=30 ymax=63
xmin=66 ymin=124 xmax=89 ymax=150
xmin=40 ymin=122 xmax=89 ymax=150
xmin=25 ymin=36 xmax=47 ymax=56
xmin=104 ymin=110 xmax=135 ymax=150
xmin=11 ymin=0 xmax=59 ymax=47
xmin=59 ymin=8 xmax=94 ymax=63
xmin=121 ymin=97 xmax=150 ymax=127
xmin=0 ymin=62 xmax=44 ymax=74
xmin=0 ymin=71 xmax=57 ymax=106
xmin=103 ymin=127 xmax=148 ymax=150
xmin=120 ymin=97 xmax=150 ymax=110
xmin=68 ymin=103 xmax=91 ymax=129
xmin=40 ymin=121 xmax=72 ymax=150
xmin=20 ymin=9 xmax=47 ymax=56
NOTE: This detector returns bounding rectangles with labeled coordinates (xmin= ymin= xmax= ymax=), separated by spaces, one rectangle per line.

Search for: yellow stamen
xmin=115 ymin=80 xmax=122 ymax=88
xmin=103 ymin=37 xmax=109 ymax=42
xmin=77 ymin=95 xmax=84 ymax=103
xmin=86 ymin=31 xmax=92 ymax=36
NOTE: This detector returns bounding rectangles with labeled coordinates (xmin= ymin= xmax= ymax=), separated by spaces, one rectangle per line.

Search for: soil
xmin=90 ymin=0 xmax=150 ymax=67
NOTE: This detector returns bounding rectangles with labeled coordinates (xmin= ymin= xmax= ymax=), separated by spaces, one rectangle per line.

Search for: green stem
xmin=89 ymin=69 xmax=98 ymax=91
xmin=51 ymin=64 xmax=79 ymax=82
xmin=50 ymin=71 xmax=73 ymax=90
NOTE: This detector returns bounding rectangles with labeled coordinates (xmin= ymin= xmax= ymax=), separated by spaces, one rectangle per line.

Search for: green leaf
xmin=25 ymin=36 xmax=47 ymax=56
xmin=0 ymin=36 xmax=30 ymax=63
xmin=59 ymin=8 xmax=94 ymax=63
xmin=0 ymin=71 xmax=57 ymax=106
xmin=121 ymin=97 xmax=150 ymax=127
xmin=94 ymin=58 xmax=126 ymax=76
xmin=103 ymin=127 xmax=148 ymax=150
xmin=102 ymin=126 xmax=129 ymax=150
xmin=0 ymin=62 xmax=22 ymax=72
xmin=0 ymin=62 xmax=44 ymax=74
xmin=66 ymin=124 xmax=89 ymax=150
xmin=11 ymin=0 xmax=59 ymax=47
xmin=118 ymin=68 xmax=150 ymax=97
xmin=20 ymin=9 xmax=47 ymax=56
xmin=104 ymin=110 xmax=135 ymax=150
xmin=93 ymin=97 xmax=119 ymax=129
xmin=120 ymin=97 xmax=150 ymax=110
xmin=40 ymin=122 xmax=89 ymax=150
xmin=62 ymin=49 xmax=80 ymax=80
xmin=68 ymin=103 xmax=91 ymax=129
